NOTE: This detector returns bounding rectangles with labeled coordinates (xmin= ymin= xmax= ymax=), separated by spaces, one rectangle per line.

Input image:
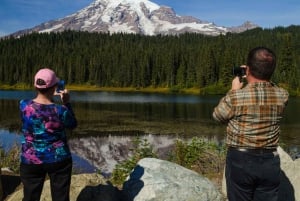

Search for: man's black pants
xmin=226 ymin=148 xmax=280 ymax=201
xmin=20 ymin=158 xmax=72 ymax=201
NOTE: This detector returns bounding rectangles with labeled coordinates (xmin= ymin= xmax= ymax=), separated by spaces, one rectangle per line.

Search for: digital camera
xmin=56 ymin=80 xmax=65 ymax=93
xmin=232 ymin=66 xmax=246 ymax=77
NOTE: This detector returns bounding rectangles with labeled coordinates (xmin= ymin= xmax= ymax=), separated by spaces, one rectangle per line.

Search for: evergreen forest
xmin=0 ymin=26 xmax=300 ymax=95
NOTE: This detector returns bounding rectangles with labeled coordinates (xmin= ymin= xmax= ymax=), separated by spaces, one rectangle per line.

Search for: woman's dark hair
xmin=36 ymin=84 xmax=57 ymax=94
xmin=247 ymin=47 xmax=276 ymax=80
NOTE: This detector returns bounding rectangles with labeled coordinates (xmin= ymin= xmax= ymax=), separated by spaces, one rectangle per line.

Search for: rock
xmin=277 ymin=146 xmax=300 ymax=201
xmin=222 ymin=146 xmax=300 ymax=201
xmin=123 ymin=157 xmax=224 ymax=201
xmin=0 ymin=168 xmax=3 ymax=201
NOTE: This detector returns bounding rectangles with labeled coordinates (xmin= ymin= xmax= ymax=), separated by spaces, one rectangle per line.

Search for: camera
xmin=232 ymin=66 xmax=246 ymax=77
xmin=56 ymin=80 xmax=65 ymax=93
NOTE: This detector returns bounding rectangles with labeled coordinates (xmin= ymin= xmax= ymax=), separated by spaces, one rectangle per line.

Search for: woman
xmin=19 ymin=68 xmax=77 ymax=201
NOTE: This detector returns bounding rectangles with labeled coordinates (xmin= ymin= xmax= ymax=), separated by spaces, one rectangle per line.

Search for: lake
xmin=0 ymin=90 xmax=299 ymax=174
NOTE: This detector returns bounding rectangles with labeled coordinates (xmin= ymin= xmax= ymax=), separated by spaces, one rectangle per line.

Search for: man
xmin=213 ymin=47 xmax=289 ymax=201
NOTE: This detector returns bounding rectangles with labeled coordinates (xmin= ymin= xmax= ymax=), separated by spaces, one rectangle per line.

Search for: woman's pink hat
xmin=34 ymin=68 xmax=59 ymax=88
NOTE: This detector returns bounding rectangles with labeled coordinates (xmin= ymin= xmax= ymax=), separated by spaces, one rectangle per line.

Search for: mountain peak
xmin=228 ymin=21 xmax=260 ymax=33
xmin=10 ymin=0 xmax=259 ymax=37
xmin=95 ymin=0 xmax=160 ymax=11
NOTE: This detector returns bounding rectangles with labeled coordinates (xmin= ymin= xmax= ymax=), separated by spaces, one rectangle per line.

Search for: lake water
xmin=0 ymin=90 xmax=300 ymax=174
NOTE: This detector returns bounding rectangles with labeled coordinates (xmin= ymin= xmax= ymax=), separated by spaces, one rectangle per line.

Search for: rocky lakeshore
xmin=1 ymin=146 xmax=299 ymax=201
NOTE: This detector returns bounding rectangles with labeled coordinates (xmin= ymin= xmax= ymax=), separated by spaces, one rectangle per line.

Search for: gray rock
xmin=123 ymin=158 xmax=224 ymax=201
xmin=0 ymin=169 xmax=3 ymax=201
xmin=277 ymin=146 xmax=300 ymax=201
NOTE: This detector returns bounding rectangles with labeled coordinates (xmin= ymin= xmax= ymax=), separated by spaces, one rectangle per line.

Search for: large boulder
xmin=222 ymin=146 xmax=300 ymax=201
xmin=277 ymin=146 xmax=300 ymax=201
xmin=123 ymin=157 xmax=224 ymax=201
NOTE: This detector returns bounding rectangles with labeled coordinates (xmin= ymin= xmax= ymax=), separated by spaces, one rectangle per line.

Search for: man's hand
xmin=231 ymin=76 xmax=244 ymax=91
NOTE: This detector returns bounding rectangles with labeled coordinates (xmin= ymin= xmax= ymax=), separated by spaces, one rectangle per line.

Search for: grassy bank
xmin=1 ymin=83 xmax=299 ymax=96
xmin=0 ymin=83 xmax=202 ymax=95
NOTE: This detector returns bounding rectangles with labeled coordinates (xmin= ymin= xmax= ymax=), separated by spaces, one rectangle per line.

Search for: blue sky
xmin=0 ymin=0 xmax=299 ymax=37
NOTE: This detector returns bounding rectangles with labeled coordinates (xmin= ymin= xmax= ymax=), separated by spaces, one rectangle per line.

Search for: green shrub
xmin=110 ymin=136 xmax=226 ymax=186
xmin=110 ymin=137 xmax=157 ymax=186
xmin=0 ymin=143 xmax=20 ymax=173
xmin=169 ymin=137 xmax=226 ymax=177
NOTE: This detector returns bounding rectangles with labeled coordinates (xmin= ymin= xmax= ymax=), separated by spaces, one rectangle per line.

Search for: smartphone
xmin=56 ymin=80 xmax=65 ymax=93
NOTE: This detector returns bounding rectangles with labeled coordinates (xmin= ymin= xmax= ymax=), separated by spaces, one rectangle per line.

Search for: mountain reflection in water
xmin=1 ymin=129 xmax=300 ymax=176
xmin=1 ymin=129 xmax=208 ymax=175
xmin=69 ymin=134 xmax=178 ymax=175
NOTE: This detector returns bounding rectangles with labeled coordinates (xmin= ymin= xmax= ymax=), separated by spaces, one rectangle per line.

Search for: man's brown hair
xmin=247 ymin=47 xmax=276 ymax=80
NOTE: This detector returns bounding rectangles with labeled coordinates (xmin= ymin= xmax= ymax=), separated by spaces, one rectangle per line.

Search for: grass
xmin=0 ymin=84 xmax=31 ymax=90
xmin=0 ymin=83 xmax=201 ymax=95
xmin=2 ymin=82 xmax=300 ymax=96
xmin=60 ymin=85 xmax=202 ymax=95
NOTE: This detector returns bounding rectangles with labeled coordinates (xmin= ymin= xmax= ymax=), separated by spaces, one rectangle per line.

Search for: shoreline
xmin=0 ymin=84 xmax=202 ymax=95
xmin=1 ymin=83 xmax=296 ymax=96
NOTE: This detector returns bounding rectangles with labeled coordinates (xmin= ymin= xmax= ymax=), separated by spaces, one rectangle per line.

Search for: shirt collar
xmin=247 ymin=82 xmax=272 ymax=88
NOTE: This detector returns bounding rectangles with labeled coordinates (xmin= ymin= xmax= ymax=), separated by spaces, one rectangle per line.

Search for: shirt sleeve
xmin=62 ymin=103 xmax=77 ymax=129
xmin=212 ymin=93 xmax=233 ymax=123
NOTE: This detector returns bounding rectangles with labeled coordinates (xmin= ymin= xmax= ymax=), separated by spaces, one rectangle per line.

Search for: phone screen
xmin=56 ymin=80 xmax=65 ymax=93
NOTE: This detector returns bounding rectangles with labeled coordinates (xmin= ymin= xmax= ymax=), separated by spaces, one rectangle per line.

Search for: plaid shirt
xmin=213 ymin=82 xmax=288 ymax=149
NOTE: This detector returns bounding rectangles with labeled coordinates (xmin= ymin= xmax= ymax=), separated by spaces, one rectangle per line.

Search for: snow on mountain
xmin=69 ymin=134 xmax=176 ymax=174
xmin=11 ymin=0 xmax=259 ymax=37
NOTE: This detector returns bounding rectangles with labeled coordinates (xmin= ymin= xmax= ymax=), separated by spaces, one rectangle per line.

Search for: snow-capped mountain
xmin=11 ymin=0 xmax=259 ymax=37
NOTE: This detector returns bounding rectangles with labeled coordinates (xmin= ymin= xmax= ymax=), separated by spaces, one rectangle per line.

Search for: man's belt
xmin=228 ymin=147 xmax=277 ymax=154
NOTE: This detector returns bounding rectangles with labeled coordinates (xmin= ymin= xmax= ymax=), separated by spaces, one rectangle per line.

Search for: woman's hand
xmin=60 ymin=89 xmax=70 ymax=104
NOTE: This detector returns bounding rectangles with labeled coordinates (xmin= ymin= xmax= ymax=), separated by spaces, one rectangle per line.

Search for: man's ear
xmin=246 ymin=66 xmax=250 ymax=76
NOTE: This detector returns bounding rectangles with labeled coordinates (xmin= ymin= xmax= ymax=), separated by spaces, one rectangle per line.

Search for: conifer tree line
xmin=0 ymin=26 xmax=300 ymax=92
